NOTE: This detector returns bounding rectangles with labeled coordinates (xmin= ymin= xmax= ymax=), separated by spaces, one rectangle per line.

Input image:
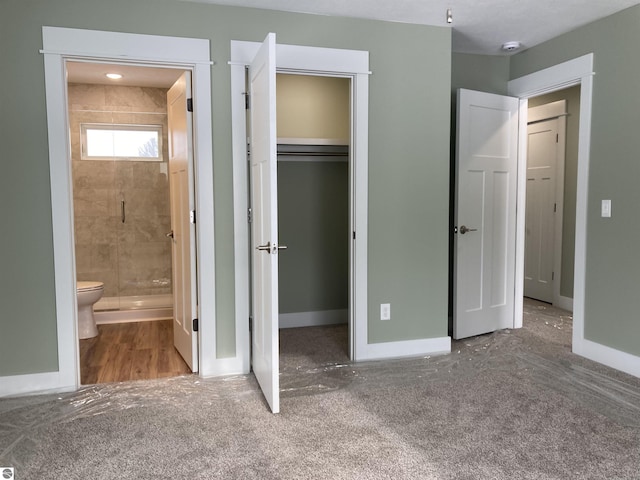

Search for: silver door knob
xmin=459 ymin=225 xmax=477 ymax=234
xmin=256 ymin=242 xmax=272 ymax=252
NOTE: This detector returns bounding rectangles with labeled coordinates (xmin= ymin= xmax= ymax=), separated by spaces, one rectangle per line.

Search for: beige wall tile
xmin=68 ymin=84 xmax=106 ymax=108
xmin=73 ymin=187 xmax=116 ymax=217
xmin=70 ymin=83 xmax=173 ymax=300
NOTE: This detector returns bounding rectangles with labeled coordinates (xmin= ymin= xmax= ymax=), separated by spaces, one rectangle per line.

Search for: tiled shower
xmin=68 ymin=83 xmax=172 ymax=313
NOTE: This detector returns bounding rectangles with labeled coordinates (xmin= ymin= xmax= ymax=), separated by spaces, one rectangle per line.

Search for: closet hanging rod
xmin=277 ymin=151 xmax=349 ymax=157
xmin=277 ymin=144 xmax=349 ymax=156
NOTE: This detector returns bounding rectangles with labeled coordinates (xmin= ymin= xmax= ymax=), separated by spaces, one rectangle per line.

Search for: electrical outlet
xmin=601 ymin=199 xmax=611 ymax=218
xmin=380 ymin=303 xmax=391 ymax=321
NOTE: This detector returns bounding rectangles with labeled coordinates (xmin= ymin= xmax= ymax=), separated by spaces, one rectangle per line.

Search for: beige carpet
xmin=1 ymin=299 xmax=639 ymax=479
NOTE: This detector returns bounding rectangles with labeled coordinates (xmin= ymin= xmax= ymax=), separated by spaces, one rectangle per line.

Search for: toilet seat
xmin=77 ymin=281 xmax=104 ymax=292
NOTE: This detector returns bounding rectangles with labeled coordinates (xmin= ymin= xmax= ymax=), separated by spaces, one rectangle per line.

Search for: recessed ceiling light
xmin=105 ymin=73 xmax=123 ymax=80
xmin=501 ymin=41 xmax=522 ymax=52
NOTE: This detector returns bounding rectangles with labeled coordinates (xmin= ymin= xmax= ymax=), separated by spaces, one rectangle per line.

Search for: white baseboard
xmin=555 ymin=295 xmax=573 ymax=312
xmin=95 ymin=308 xmax=173 ymax=324
xmin=575 ymin=338 xmax=640 ymax=379
xmin=356 ymin=336 xmax=451 ymax=362
xmin=0 ymin=371 xmax=76 ymax=398
xmin=279 ymin=309 xmax=348 ymax=329
xmin=200 ymin=356 xmax=249 ymax=378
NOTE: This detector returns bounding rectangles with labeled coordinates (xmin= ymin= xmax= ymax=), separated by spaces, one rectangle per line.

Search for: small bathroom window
xmin=80 ymin=123 xmax=163 ymax=161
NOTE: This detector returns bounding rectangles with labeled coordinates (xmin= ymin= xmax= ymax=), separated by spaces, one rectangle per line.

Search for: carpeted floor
xmin=1 ymin=299 xmax=639 ymax=479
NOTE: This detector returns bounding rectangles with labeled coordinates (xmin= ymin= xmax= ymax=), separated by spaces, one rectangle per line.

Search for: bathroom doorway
xmin=66 ymin=61 xmax=197 ymax=384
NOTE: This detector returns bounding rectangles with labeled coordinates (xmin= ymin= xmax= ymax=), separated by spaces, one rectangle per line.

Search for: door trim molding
xmin=12 ymin=26 xmax=217 ymax=396
xmin=508 ymin=53 xmax=592 ymax=356
xmin=230 ymin=40 xmax=369 ymax=368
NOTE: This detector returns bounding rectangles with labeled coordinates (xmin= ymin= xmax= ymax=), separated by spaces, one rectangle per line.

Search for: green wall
xmin=278 ymin=162 xmax=349 ymax=313
xmin=529 ymin=86 xmax=581 ymax=299
xmin=511 ymin=4 xmax=640 ymax=356
xmin=0 ymin=0 xmax=451 ymax=376
xmin=276 ymin=74 xmax=350 ymax=316
xmin=451 ymin=53 xmax=510 ymax=96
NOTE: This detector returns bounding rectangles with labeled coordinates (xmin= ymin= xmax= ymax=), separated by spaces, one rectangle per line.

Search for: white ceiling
xmin=183 ymin=0 xmax=640 ymax=55
xmin=65 ymin=0 xmax=640 ymax=86
xmin=67 ymin=62 xmax=185 ymax=88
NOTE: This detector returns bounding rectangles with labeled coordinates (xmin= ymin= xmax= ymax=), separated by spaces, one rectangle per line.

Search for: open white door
xmin=454 ymin=89 xmax=519 ymax=340
xmin=249 ymin=33 xmax=280 ymax=413
xmin=167 ymin=71 xmax=198 ymax=371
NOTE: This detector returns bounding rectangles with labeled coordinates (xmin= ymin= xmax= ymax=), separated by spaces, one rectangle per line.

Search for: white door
xmin=454 ymin=89 xmax=519 ymax=340
xmin=249 ymin=33 xmax=280 ymax=413
xmin=524 ymin=118 xmax=559 ymax=303
xmin=167 ymin=72 xmax=198 ymax=371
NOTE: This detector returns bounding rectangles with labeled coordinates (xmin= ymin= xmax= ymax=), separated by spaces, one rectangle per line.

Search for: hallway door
xmin=524 ymin=100 xmax=567 ymax=304
xmin=168 ymin=71 xmax=198 ymax=371
xmin=249 ymin=33 xmax=280 ymax=413
xmin=524 ymin=118 xmax=560 ymax=303
xmin=454 ymin=89 xmax=519 ymax=339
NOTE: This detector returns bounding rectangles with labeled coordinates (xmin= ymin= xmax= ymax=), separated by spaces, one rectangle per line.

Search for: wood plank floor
xmin=79 ymin=319 xmax=192 ymax=385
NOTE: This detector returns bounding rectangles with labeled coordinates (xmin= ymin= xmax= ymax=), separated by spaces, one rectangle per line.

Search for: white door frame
xmin=508 ymin=54 xmax=593 ymax=354
xmin=230 ymin=40 xmax=371 ymax=367
xmin=28 ymin=27 xmax=217 ymax=396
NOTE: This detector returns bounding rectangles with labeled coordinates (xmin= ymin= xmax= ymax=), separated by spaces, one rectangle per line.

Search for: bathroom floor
xmin=79 ymin=319 xmax=192 ymax=384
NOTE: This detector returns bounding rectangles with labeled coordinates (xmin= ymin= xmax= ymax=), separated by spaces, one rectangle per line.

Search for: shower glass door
xmin=70 ymin=80 xmax=173 ymax=313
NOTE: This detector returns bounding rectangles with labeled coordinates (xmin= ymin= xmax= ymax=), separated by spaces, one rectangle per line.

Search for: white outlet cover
xmin=601 ymin=199 xmax=611 ymax=218
xmin=380 ymin=303 xmax=391 ymax=321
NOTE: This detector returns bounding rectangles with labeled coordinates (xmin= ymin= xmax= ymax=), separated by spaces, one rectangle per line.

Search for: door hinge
xmin=556 ymin=133 xmax=559 ymax=143
xmin=249 ymin=316 xmax=253 ymax=332
xmin=190 ymin=210 xmax=196 ymax=224
xmin=192 ymin=318 xmax=199 ymax=332
xmin=247 ymin=208 xmax=252 ymax=223
xmin=552 ymin=272 xmax=555 ymax=281
xmin=244 ymin=93 xmax=250 ymax=110
xmin=554 ymin=203 xmax=557 ymax=213
xmin=353 ymin=231 xmax=356 ymax=240
xmin=187 ymin=98 xmax=193 ymax=112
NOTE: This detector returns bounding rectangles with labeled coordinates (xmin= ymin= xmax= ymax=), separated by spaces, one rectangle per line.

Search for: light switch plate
xmin=601 ymin=199 xmax=611 ymax=218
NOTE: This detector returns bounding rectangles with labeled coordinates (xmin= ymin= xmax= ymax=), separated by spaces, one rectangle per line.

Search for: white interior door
xmin=454 ymin=89 xmax=519 ymax=340
xmin=524 ymin=118 xmax=559 ymax=303
xmin=167 ymin=71 xmax=198 ymax=371
xmin=249 ymin=33 xmax=280 ymax=413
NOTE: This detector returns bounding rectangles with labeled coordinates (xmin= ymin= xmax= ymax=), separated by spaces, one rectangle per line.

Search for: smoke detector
xmin=501 ymin=41 xmax=522 ymax=52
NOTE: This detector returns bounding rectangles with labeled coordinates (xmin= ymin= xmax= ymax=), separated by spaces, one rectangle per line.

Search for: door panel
xmin=249 ymin=33 xmax=280 ymax=413
xmin=167 ymin=71 xmax=198 ymax=371
xmin=524 ymin=119 xmax=558 ymax=303
xmin=454 ymin=89 xmax=519 ymax=340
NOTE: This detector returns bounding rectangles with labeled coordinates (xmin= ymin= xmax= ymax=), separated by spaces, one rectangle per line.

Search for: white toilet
xmin=77 ymin=281 xmax=104 ymax=339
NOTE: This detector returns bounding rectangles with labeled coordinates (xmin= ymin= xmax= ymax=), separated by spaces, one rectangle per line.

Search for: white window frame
xmin=80 ymin=123 xmax=164 ymax=161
